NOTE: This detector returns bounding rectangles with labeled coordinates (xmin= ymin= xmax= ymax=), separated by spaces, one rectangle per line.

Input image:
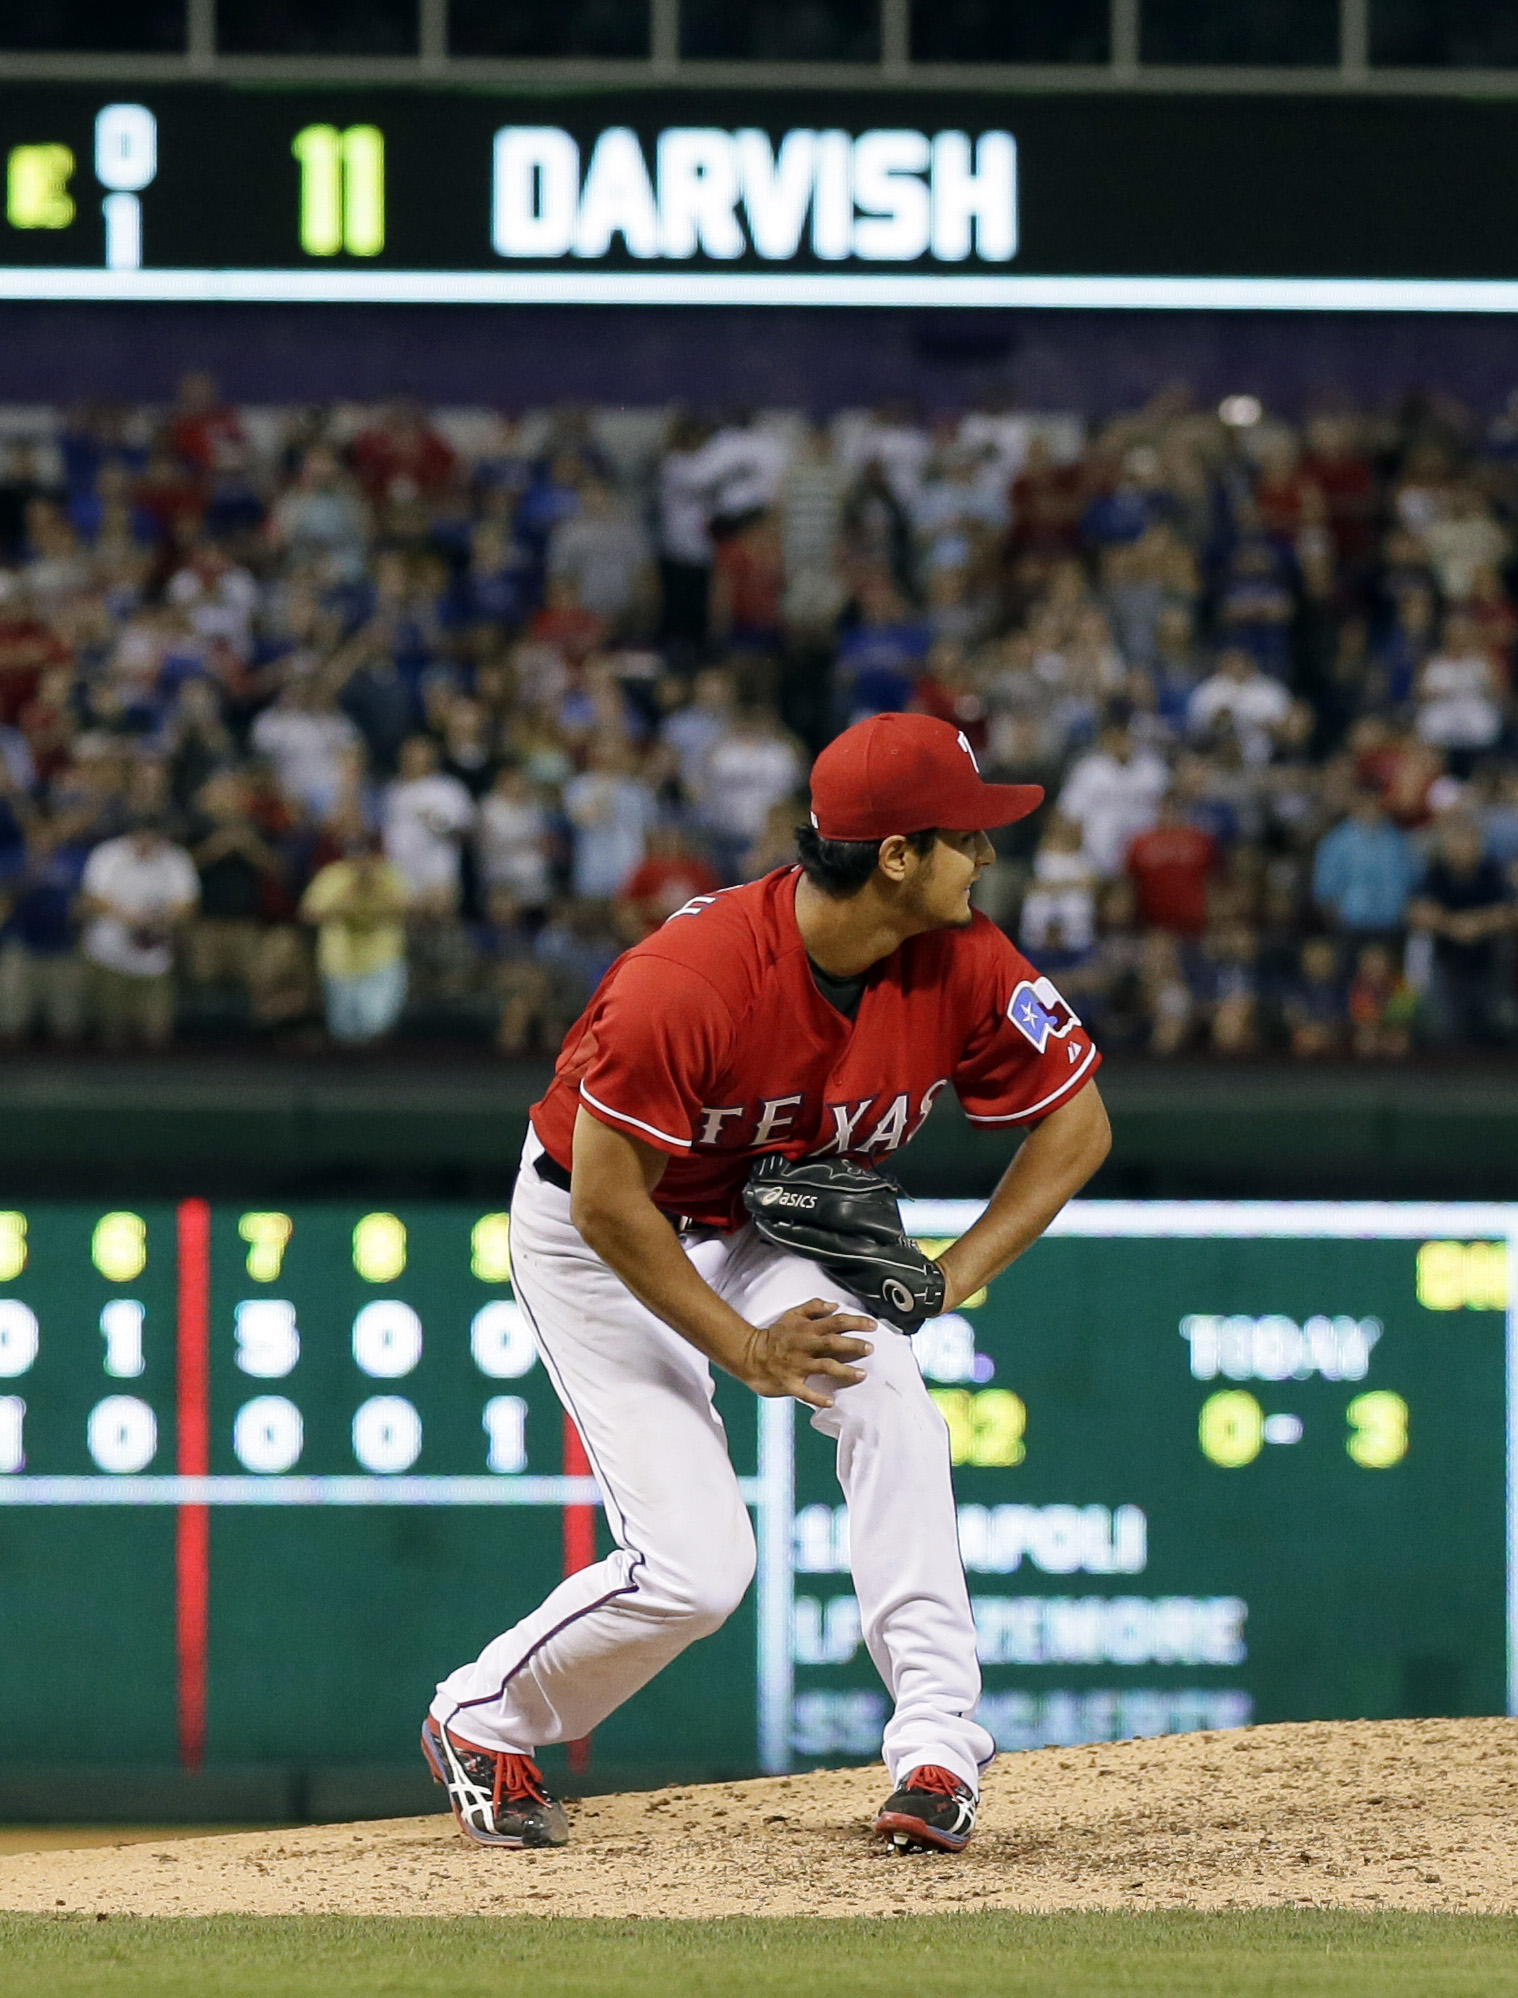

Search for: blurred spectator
xmin=185 ymin=770 xmax=308 ymax=1027
xmin=1312 ymin=792 xmax=1420 ymax=940
xmin=477 ymin=763 xmax=553 ymax=914
xmin=80 ymin=816 xmax=199 ymax=1048
xmin=1058 ymin=718 xmax=1168 ymax=878
xmin=711 ymin=511 xmax=785 ymax=653
xmin=300 ymin=832 xmax=410 ymax=1044
xmin=1020 ymin=815 xmax=1097 ymax=953
xmin=250 ymin=678 xmax=361 ymax=823
xmin=694 ymin=707 xmax=804 ymax=879
xmin=657 ymin=413 xmax=715 ymax=648
xmin=1408 ymin=816 xmax=1514 ymax=1046
xmin=0 ymin=818 xmax=84 ymax=1043
xmin=546 ymin=479 xmax=654 ymax=632
xmin=169 ymin=370 xmax=245 ymax=478
xmin=564 ymin=738 xmax=656 ymax=900
xmin=1126 ymin=795 xmax=1218 ymax=937
xmin=1348 ymin=941 xmax=1416 ymax=1060
xmin=1284 ymin=938 xmax=1348 ymax=1058
xmin=1188 ymin=648 xmax=1292 ymax=767
xmin=616 ymin=825 xmax=722 ymax=943
xmin=267 ymin=447 xmax=368 ymax=582
xmin=382 ymin=734 xmax=475 ymax=916
xmin=1414 ymin=615 xmax=1504 ymax=761
xmin=349 ymin=399 xmax=458 ymax=512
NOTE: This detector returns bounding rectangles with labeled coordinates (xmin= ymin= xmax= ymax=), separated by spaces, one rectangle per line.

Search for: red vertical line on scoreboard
xmin=175 ymin=1199 xmax=212 ymax=1773
xmin=562 ymin=1413 xmax=596 ymax=1775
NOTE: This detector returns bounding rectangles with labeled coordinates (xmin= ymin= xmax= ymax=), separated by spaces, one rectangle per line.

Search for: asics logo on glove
xmin=742 ymin=1153 xmax=947 ymax=1335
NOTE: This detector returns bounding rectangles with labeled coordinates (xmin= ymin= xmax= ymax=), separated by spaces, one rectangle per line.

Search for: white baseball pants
xmin=431 ymin=1132 xmax=995 ymax=1794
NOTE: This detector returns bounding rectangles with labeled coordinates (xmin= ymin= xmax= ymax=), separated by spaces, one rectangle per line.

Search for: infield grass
xmin=4 ymin=1912 xmax=1518 ymax=1997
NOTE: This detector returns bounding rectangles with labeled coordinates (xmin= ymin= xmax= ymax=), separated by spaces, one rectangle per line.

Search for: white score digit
xmin=470 ymin=1300 xmax=536 ymax=1379
xmin=0 ymin=1300 xmax=38 ymax=1377
xmin=234 ymin=1300 xmax=300 ymax=1378
xmin=233 ymin=1396 xmax=304 ymax=1475
xmin=352 ymin=1301 xmax=423 ymax=1379
xmin=352 ymin=1395 xmax=421 ymax=1474
xmin=87 ymin=1395 xmax=157 ymax=1473
xmin=483 ymin=1395 xmax=527 ymax=1474
xmin=100 ymin=1299 xmax=145 ymax=1378
xmin=0 ymin=1395 xmax=23 ymax=1471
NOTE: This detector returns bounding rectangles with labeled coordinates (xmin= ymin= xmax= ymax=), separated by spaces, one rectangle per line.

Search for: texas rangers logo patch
xmin=1007 ymin=977 xmax=1081 ymax=1053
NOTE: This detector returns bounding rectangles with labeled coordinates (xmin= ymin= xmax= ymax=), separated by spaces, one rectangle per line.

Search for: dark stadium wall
xmin=4 ymin=303 xmax=1518 ymax=414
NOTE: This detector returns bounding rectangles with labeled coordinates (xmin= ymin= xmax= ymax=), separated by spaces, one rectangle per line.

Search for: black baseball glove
xmin=741 ymin=1153 xmax=947 ymax=1334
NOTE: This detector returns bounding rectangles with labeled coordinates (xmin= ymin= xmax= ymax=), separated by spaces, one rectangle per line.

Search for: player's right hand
xmin=740 ymin=1299 xmax=875 ymax=1409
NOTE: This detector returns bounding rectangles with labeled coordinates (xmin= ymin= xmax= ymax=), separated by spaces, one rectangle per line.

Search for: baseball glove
xmin=741 ymin=1153 xmax=947 ymax=1334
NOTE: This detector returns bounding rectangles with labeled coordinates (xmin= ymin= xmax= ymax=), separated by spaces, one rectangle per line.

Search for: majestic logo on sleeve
xmin=1007 ymin=976 xmax=1081 ymax=1053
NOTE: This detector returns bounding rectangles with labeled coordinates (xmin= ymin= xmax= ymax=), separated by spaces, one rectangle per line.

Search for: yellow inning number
xmin=353 ymin=1212 xmax=407 ymax=1283
xmin=913 ymin=1238 xmax=987 ymax=1309
xmin=91 ymin=1211 xmax=146 ymax=1283
xmin=1417 ymin=1240 xmax=1508 ymax=1312
xmin=293 ymin=123 xmax=384 ymax=257
xmin=238 ymin=1212 xmax=293 ymax=1283
xmin=1199 ymin=1389 xmax=1264 ymax=1468
xmin=931 ymin=1388 xmax=1026 ymax=1467
xmin=0 ymin=1212 xmax=25 ymax=1281
xmin=1347 ymin=1391 xmax=1408 ymax=1469
xmin=7 ymin=145 xmax=75 ymax=229
xmin=471 ymin=1213 xmax=512 ymax=1283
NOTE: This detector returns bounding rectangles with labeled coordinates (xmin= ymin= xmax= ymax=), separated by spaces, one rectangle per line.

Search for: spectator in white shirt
xmin=166 ymin=542 xmax=259 ymax=657
xmin=1188 ymin=648 xmax=1292 ymax=768
xmin=477 ymin=763 xmax=553 ymax=912
xmin=696 ymin=707 xmax=804 ymax=879
xmin=80 ymin=817 xmax=199 ymax=1047
xmin=382 ymin=734 xmax=476 ymax=915
xmin=1057 ymin=718 xmax=1169 ymax=878
xmin=696 ymin=411 xmax=789 ymax=530
xmin=1415 ymin=615 xmax=1504 ymax=754
xmin=250 ymin=678 xmax=361 ymax=822
xmin=1422 ymin=486 xmax=1510 ymax=604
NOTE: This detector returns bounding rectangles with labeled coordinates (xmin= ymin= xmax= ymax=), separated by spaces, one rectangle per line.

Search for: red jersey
xmin=531 ymin=867 xmax=1100 ymax=1230
xmin=1127 ymin=824 xmax=1218 ymax=936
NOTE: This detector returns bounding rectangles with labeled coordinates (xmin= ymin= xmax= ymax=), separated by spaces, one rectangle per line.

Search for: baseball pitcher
xmin=423 ymin=712 xmax=1111 ymax=1853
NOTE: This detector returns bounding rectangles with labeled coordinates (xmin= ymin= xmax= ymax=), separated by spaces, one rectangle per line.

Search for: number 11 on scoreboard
xmin=292 ymin=125 xmax=384 ymax=258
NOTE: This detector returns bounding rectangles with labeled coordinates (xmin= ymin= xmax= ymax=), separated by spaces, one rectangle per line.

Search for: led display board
xmin=3 ymin=88 xmax=1518 ymax=309
xmin=0 ymin=1198 xmax=1510 ymax=1798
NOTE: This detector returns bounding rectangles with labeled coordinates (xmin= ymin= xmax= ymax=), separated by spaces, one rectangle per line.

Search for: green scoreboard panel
xmin=0 ymin=1199 xmax=1511 ymax=1801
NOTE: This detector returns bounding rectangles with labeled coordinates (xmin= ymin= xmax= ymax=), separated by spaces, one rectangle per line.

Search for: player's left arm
xmin=934 ymin=1079 xmax=1110 ymax=1312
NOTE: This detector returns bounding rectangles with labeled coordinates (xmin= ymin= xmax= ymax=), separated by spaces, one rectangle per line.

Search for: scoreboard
xmin=0 ymin=1197 xmax=1511 ymax=1805
xmin=7 ymin=86 xmax=1518 ymax=310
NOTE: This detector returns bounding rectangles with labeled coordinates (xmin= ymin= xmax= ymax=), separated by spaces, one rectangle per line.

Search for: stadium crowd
xmin=0 ymin=371 xmax=1516 ymax=1060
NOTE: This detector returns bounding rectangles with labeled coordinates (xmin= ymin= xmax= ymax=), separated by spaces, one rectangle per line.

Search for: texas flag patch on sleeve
xmin=1007 ymin=976 xmax=1082 ymax=1054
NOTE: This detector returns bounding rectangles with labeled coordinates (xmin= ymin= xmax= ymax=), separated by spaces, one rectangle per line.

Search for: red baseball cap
xmin=809 ymin=713 xmax=1044 ymax=841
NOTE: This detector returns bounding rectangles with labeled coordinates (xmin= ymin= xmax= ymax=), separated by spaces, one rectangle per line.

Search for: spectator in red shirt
xmin=168 ymin=370 xmax=245 ymax=478
xmin=0 ymin=587 xmax=70 ymax=726
xmin=349 ymin=399 xmax=458 ymax=510
xmin=133 ymin=445 xmax=203 ymax=546
xmin=1301 ymin=414 xmax=1378 ymax=568
xmin=1008 ymin=436 xmax=1085 ymax=556
xmin=710 ymin=511 xmax=785 ymax=652
xmin=1126 ymin=794 xmax=1219 ymax=937
xmin=528 ymin=577 xmax=608 ymax=668
xmin=615 ymin=826 xmax=722 ymax=944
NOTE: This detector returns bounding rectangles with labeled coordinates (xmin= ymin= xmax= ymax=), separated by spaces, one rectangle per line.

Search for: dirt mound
xmin=4 ymin=1719 xmax=1517 ymax=1918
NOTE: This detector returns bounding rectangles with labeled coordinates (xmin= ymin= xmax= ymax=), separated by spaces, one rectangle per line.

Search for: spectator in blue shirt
xmin=1312 ymin=790 xmax=1421 ymax=939
xmin=0 ymin=817 xmax=86 ymax=1042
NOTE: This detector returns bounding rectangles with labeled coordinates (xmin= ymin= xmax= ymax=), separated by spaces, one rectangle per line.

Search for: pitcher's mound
xmin=4 ymin=1719 xmax=1517 ymax=1918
